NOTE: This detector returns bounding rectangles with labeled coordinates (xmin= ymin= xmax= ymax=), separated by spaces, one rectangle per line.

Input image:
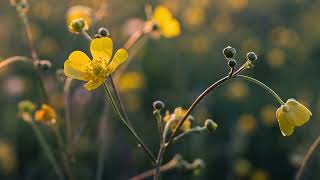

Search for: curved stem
xmin=295 ymin=135 xmax=320 ymax=180
xmin=165 ymin=62 xmax=248 ymax=147
xmin=234 ymin=75 xmax=285 ymax=105
xmin=103 ymin=83 xmax=156 ymax=163
xmin=63 ymin=78 xmax=73 ymax=144
xmin=0 ymin=56 xmax=31 ymax=69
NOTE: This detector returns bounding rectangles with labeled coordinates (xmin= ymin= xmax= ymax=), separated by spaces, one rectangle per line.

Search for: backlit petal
xmin=291 ymin=103 xmax=312 ymax=126
xmin=161 ymin=19 xmax=181 ymax=38
xmin=90 ymin=37 xmax=113 ymax=60
xmin=83 ymin=77 xmax=105 ymax=90
xmin=64 ymin=51 xmax=90 ymax=81
xmin=109 ymin=48 xmax=128 ymax=72
xmin=276 ymin=108 xmax=295 ymax=136
xmin=153 ymin=6 xmax=173 ymax=25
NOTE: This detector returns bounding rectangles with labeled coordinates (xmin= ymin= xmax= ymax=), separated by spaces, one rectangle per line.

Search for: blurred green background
xmin=1 ymin=0 xmax=320 ymax=179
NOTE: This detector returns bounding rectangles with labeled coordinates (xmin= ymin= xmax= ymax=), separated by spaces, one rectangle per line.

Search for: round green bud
xmin=247 ymin=52 xmax=257 ymax=61
xmin=98 ymin=27 xmax=110 ymax=37
xmin=228 ymin=59 xmax=237 ymax=68
xmin=70 ymin=18 xmax=86 ymax=33
xmin=152 ymin=100 xmax=165 ymax=110
xmin=205 ymin=119 xmax=218 ymax=132
xmin=223 ymin=46 xmax=236 ymax=59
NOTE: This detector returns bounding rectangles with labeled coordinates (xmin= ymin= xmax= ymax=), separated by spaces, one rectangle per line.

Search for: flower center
xmin=88 ymin=58 xmax=110 ymax=78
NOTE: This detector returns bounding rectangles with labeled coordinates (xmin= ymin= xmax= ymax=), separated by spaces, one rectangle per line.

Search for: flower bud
xmin=247 ymin=52 xmax=257 ymax=61
xmin=223 ymin=46 xmax=236 ymax=59
xmin=153 ymin=100 xmax=165 ymax=111
xmin=69 ymin=18 xmax=86 ymax=34
xmin=94 ymin=34 xmax=102 ymax=39
xmin=205 ymin=119 xmax=218 ymax=132
xmin=98 ymin=27 xmax=110 ymax=37
xmin=34 ymin=60 xmax=52 ymax=71
xmin=228 ymin=59 xmax=237 ymax=68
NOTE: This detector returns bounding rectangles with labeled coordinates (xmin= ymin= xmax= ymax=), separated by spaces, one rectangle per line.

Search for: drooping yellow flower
xmin=34 ymin=104 xmax=57 ymax=125
xmin=152 ymin=5 xmax=181 ymax=38
xmin=64 ymin=37 xmax=128 ymax=90
xmin=66 ymin=5 xmax=93 ymax=33
xmin=276 ymin=99 xmax=312 ymax=136
xmin=164 ymin=107 xmax=192 ymax=132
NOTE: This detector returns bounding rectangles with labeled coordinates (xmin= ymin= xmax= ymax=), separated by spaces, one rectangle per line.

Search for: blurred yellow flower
xmin=164 ymin=107 xmax=192 ymax=132
xmin=66 ymin=5 xmax=93 ymax=33
xmin=276 ymin=99 xmax=312 ymax=136
xmin=233 ymin=158 xmax=252 ymax=177
xmin=118 ymin=71 xmax=144 ymax=92
xmin=0 ymin=140 xmax=16 ymax=174
xmin=250 ymin=169 xmax=269 ymax=180
xmin=34 ymin=104 xmax=57 ymax=125
xmin=152 ymin=5 xmax=181 ymax=38
xmin=260 ymin=105 xmax=277 ymax=126
xmin=266 ymin=48 xmax=286 ymax=68
xmin=238 ymin=114 xmax=256 ymax=134
xmin=64 ymin=37 xmax=128 ymax=90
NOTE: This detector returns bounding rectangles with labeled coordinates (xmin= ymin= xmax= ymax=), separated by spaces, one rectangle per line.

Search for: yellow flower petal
xmin=64 ymin=51 xmax=90 ymax=81
xmin=83 ymin=77 xmax=105 ymax=91
xmin=153 ymin=6 xmax=173 ymax=25
xmin=161 ymin=19 xmax=181 ymax=38
xmin=90 ymin=37 xmax=113 ymax=60
xmin=109 ymin=48 xmax=128 ymax=72
xmin=287 ymin=99 xmax=312 ymax=126
xmin=276 ymin=107 xmax=295 ymax=136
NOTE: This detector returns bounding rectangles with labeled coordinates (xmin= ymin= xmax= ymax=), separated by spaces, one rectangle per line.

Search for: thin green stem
xmin=30 ymin=122 xmax=64 ymax=180
xmin=234 ymin=75 xmax=285 ymax=105
xmin=103 ymin=82 xmax=156 ymax=163
xmin=82 ymin=30 xmax=93 ymax=41
xmin=108 ymin=76 xmax=132 ymax=127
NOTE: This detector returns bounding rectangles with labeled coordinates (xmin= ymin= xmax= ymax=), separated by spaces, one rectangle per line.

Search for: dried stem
xmin=295 ymin=135 xmax=320 ymax=180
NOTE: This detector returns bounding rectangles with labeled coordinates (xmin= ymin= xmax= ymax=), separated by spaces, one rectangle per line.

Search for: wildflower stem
xmin=166 ymin=62 xmax=247 ymax=150
xmin=17 ymin=8 xmax=49 ymax=103
xmin=0 ymin=56 xmax=31 ymax=69
xmin=154 ymin=110 xmax=164 ymax=144
xmin=108 ymin=76 xmax=133 ymax=127
xmin=82 ymin=30 xmax=93 ymax=41
xmin=234 ymin=75 xmax=285 ymax=105
xmin=103 ymin=82 xmax=156 ymax=163
xmin=166 ymin=126 xmax=208 ymax=146
xmin=63 ymin=78 xmax=73 ymax=144
xmin=130 ymin=155 xmax=180 ymax=180
xmin=30 ymin=122 xmax=64 ymax=180
xmin=295 ymin=135 xmax=320 ymax=180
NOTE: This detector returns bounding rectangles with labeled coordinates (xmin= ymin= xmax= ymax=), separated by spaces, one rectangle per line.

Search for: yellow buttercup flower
xmin=34 ymin=104 xmax=57 ymax=125
xmin=164 ymin=107 xmax=192 ymax=132
xmin=152 ymin=5 xmax=181 ymax=38
xmin=64 ymin=37 xmax=128 ymax=90
xmin=276 ymin=99 xmax=312 ymax=136
xmin=66 ymin=5 xmax=93 ymax=33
